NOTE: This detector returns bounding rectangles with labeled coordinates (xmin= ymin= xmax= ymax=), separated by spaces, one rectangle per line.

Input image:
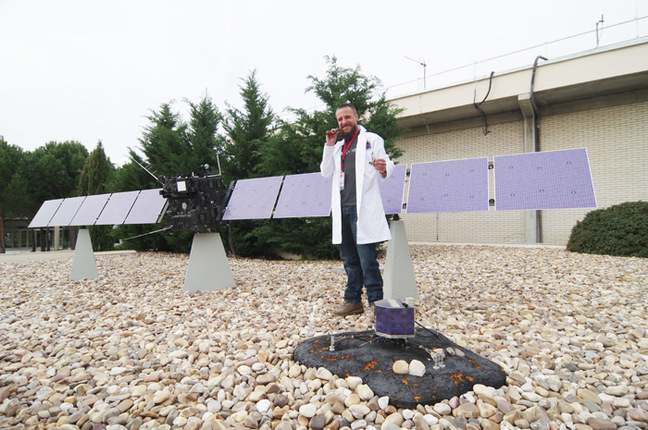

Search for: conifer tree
xmin=223 ymin=70 xmax=276 ymax=181
xmin=78 ymin=141 xmax=115 ymax=251
xmin=114 ymin=96 xmax=223 ymax=253
xmin=186 ymin=95 xmax=224 ymax=174
xmin=250 ymin=57 xmax=404 ymax=259
xmin=220 ymin=71 xmax=277 ymax=256
xmin=138 ymin=103 xmax=190 ymax=176
xmin=78 ymin=141 xmax=113 ymax=195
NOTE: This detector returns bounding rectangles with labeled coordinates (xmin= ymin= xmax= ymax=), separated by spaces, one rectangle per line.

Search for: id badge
xmin=339 ymin=172 xmax=345 ymax=190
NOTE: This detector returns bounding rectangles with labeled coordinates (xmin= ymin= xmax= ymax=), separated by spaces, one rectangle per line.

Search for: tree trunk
xmin=0 ymin=214 xmax=5 ymax=253
xmin=70 ymin=227 xmax=77 ymax=251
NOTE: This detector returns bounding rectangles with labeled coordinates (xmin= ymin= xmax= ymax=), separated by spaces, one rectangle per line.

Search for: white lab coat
xmin=320 ymin=125 xmax=394 ymax=245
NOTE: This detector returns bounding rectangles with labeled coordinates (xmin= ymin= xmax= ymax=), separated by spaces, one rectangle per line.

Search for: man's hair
xmin=336 ymin=103 xmax=357 ymax=115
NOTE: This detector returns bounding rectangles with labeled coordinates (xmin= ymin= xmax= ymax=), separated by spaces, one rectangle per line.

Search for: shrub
xmin=567 ymin=201 xmax=648 ymax=258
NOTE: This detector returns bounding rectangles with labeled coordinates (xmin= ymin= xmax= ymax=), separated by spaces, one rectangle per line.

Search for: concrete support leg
xmin=383 ymin=219 xmax=418 ymax=301
xmin=184 ymin=232 xmax=236 ymax=292
xmin=519 ymin=93 xmax=540 ymax=244
xmin=54 ymin=226 xmax=60 ymax=251
xmin=69 ymin=229 xmax=98 ymax=280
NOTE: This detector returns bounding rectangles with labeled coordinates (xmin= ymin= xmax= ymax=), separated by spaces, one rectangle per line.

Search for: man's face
xmin=336 ymin=106 xmax=358 ymax=136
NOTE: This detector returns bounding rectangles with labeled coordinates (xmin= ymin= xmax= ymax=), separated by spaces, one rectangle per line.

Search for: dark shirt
xmin=341 ymin=135 xmax=358 ymax=207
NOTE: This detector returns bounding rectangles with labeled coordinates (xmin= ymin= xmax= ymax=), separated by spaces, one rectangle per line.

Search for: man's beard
xmin=341 ymin=126 xmax=358 ymax=140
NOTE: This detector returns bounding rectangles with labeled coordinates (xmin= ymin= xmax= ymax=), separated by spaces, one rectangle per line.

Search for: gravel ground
xmin=0 ymin=245 xmax=647 ymax=430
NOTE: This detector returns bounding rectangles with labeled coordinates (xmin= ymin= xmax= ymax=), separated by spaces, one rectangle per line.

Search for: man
xmin=320 ymin=103 xmax=394 ymax=316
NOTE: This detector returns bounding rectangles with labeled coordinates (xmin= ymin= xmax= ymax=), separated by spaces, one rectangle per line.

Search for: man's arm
xmin=320 ymin=128 xmax=340 ymax=178
xmin=369 ymin=134 xmax=394 ymax=179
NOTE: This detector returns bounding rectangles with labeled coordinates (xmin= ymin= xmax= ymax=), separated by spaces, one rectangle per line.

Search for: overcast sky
xmin=1 ymin=0 xmax=646 ymax=167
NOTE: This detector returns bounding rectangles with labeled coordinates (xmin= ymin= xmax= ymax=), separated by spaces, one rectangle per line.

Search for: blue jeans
xmin=339 ymin=205 xmax=384 ymax=305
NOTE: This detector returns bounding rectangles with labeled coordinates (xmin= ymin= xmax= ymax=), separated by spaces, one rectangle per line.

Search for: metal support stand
xmin=383 ymin=219 xmax=418 ymax=300
xmin=69 ymin=229 xmax=98 ymax=280
xmin=184 ymin=232 xmax=235 ymax=292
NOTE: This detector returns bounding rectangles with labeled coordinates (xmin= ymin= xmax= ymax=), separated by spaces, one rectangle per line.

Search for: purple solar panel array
xmin=95 ymin=191 xmax=140 ymax=225
xmin=494 ymin=148 xmax=596 ymax=210
xmin=70 ymin=194 xmax=111 ymax=226
xmin=273 ymin=173 xmax=332 ymax=218
xmin=28 ymin=149 xmax=597 ymax=230
xmin=28 ymin=190 xmax=168 ymax=227
xmin=223 ymin=176 xmax=283 ymax=220
xmin=28 ymin=199 xmax=64 ymax=228
xmin=378 ymin=164 xmax=407 ymax=215
xmin=124 ymin=189 xmax=167 ymax=224
xmin=407 ymin=157 xmax=490 ymax=213
xmin=48 ymin=196 xmax=86 ymax=227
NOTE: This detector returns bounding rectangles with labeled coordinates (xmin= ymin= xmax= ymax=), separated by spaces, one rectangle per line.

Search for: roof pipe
xmin=530 ymin=55 xmax=547 ymax=243
xmin=530 ymin=56 xmax=548 ymax=152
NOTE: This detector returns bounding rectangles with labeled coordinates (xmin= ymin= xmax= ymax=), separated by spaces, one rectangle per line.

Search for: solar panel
xmin=494 ymin=148 xmax=597 ymax=210
xmin=223 ymin=176 xmax=283 ymax=220
xmin=70 ymin=193 xmax=111 ymax=226
xmin=95 ymin=191 xmax=139 ymax=225
xmin=124 ymin=189 xmax=167 ymax=224
xmin=48 ymin=196 xmax=86 ymax=227
xmin=379 ymin=164 xmax=407 ymax=215
xmin=407 ymin=157 xmax=489 ymax=213
xmin=273 ymin=173 xmax=332 ymax=218
xmin=28 ymin=199 xmax=64 ymax=228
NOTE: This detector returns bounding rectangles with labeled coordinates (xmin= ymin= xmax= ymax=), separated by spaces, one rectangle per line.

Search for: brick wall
xmin=541 ymin=100 xmax=648 ymax=244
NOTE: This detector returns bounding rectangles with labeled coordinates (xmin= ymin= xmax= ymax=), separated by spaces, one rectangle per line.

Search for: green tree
xmin=25 ymin=141 xmax=89 ymax=209
xmin=249 ymin=57 xmax=404 ymax=258
xmin=258 ymin=56 xmax=403 ymax=178
xmin=109 ymin=150 xmax=159 ymax=193
xmin=138 ymin=103 xmax=190 ymax=176
xmin=0 ymin=140 xmax=30 ymax=253
xmin=114 ymin=96 xmax=224 ymax=253
xmin=219 ymin=71 xmax=278 ymax=256
xmin=108 ymin=150 xmax=168 ymax=252
xmin=138 ymin=97 xmax=223 ymax=177
xmin=223 ymin=70 xmax=276 ymax=181
xmin=78 ymin=141 xmax=114 ymax=195
xmin=186 ymin=94 xmax=224 ymax=173
xmin=78 ymin=141 xmax=115 ymax=251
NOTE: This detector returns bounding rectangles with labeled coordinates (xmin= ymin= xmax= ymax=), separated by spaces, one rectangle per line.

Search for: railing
xmin=386 ymin=16 xmax=648 ymax=98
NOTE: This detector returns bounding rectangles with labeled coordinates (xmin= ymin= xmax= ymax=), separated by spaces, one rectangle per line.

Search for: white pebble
xmin=409 ymin=359 xmax=426 ymax=377
xmin=357 ymin=384 xmax=374 ymax=400
xmin=393 ymin=360 xmax=409 ymax=375
xmin=299 ymin=403 xmax=317 ymax=418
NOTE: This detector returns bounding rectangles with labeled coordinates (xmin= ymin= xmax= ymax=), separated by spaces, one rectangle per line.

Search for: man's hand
xmin=326 ymin=128 xmax=340 ymax=146
xmin=373 ymin=158 xmax=387 ymax=177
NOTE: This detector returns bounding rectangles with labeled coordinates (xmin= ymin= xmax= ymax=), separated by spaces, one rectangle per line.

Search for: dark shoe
xmin=333 ymin=301 xmax=364 ymax=316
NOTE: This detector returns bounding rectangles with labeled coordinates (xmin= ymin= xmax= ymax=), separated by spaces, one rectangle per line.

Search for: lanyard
xmin=341 ymin=129 xmax=360 ymax=170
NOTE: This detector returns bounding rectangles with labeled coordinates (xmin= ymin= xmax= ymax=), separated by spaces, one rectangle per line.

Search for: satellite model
xmin=27 ymin=148 xmax=596 ymax=406
xmin=29 ymin=148 xmax=596 ymax=286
